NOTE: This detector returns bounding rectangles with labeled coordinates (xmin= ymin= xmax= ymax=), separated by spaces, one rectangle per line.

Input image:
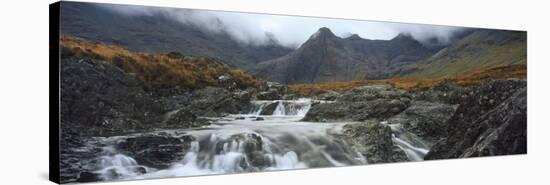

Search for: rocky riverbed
xmin=59 ymin=58 xmax=527 ymax=183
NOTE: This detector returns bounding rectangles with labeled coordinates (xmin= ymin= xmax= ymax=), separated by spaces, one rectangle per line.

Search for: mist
xmin=101 ymin=4 xmax=465 ymax=48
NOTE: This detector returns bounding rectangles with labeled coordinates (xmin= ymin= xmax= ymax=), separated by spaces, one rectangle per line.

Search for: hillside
xmin=59 ymin=1 xmax=292 ymax=70
xmin=404 ymin=29 xmax=527 ymax=77
xmin=59 ymin=36 xmax=262 ymax=90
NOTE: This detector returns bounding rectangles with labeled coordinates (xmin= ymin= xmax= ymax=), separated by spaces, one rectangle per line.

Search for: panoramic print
xmin=54 ymin=1 xmax=527 ymax=183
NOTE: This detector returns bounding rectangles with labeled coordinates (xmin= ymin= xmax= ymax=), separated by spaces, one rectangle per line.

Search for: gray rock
xmin=387 ymin=101 xmax=458 ymax=143
xmin=163 ymin=108 xmax=209 ymax=128
xmin=188 ymin=87 xmax=251 ymax=117
xmin=256 ymin=89 xmax=281 ymax=100
xmin=60 ymin=58 xmax=166 ymax=135
xmin=303 ymin=98 xmax=409 ymax=122
xmin=116 ymin=135 xmax=196 ymax=169
xmin=259 ymin=102 xmax=279 ymax=115
xmin=254 ymin=117 xmax=265 ymax=121
xmin=425 ymin=80 xmax=527 ymax=160
xmin=342 ymin=121 xmax=402 ymax=163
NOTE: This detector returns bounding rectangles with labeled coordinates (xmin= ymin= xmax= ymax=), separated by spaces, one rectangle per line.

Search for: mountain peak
xmin=346 ymin=34 xmax=362 ymax=40
xmin=310 ymin=27 xmax=337 ymax=39
xmin=392 ymin=33 xmax=415 ymax=40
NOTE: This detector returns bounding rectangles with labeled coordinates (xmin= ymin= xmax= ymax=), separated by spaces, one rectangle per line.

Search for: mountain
xmin=253 ymin=27 xmax=440 ymax=83
xmin=403 ymin=29 xmax=527 ymax=77
xmin=59 ymin=2 xmax=292 ymax=70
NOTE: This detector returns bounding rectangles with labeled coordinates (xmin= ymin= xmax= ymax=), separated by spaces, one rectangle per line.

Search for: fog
xmin=102 ymin=4 xmax=466 ymax=48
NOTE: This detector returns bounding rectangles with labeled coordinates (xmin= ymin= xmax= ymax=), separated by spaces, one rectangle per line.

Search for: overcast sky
xmin=102 ymin=4 xmax=466 ymax=48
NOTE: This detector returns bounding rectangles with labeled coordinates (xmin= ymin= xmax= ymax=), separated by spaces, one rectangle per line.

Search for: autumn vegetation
xmin=60 ymin=36 xmax=262 ymax=90
xmin=290 ymin=64 xmax=527 ymax=96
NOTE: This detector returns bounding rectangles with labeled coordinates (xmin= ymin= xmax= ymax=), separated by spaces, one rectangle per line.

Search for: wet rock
xmin=164 ymin=108 xmax=209 ymax=128
xmin=188 ymin=87 xmax=251 ymax=117
xmin=317 ymin=90 xmax=341 ymax=101
xmin=60 ymin=58 xmax=166 ymax=135
xmin=257 ymin=89 xmax=281 ymax=100
xmin=256 ymin=82 xmax=288 ymax=100
xmin=425 ymin=80 xmax=527 ymax=160
xmin=259 ymin=102 xmax=279 ymax=115
xmin=337 ymin=85 xmax=410 ymax=102
xmin=116 ymin=135 xmax=195 ymax=169
xmin=409 ymin=83 xmax=469 ymax=104
xmin=303 ymin=98 xmax=409 ymax=122
xmin=235 ymin=117 xmax=246 ymax=120
xmin=387 ymin=101 xmax=458 ymax=143
xmin=342 ymin=121 xmax=399 ymax=163
xmin=254 ymin=117 xmax=265 ymax=121
xmin=303 ymin=85 xmax=411 ymax=122
xmin=214 ymin=133 xmax=269 ymax=169
xmin=77 ymin=171 xmax=100 ymax=182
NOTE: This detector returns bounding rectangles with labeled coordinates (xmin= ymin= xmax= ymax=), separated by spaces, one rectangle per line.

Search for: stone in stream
xmin=163 ymin=108 xmax=210 ymax=128
xmin=303 ymin=85 xmax=411 ymax=122
xmin=116 ymin=135 xmax=196 ymax=169
xmin=254 ymin=117 xmax=265 ymax=121
xmin=303 ymin=99 xmax=409 ymax=122
xmin=77 ymin=171 xmax=101 ymax=182
xmin=259 ymin=102 xmax=279 ymax=115
xmin=387 ymin=101 xmax=458 ymax=144
xmin=342 ymin=120 xmax=408 ymax=163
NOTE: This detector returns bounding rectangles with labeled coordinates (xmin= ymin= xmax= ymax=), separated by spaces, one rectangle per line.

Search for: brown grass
xmin=290 ymin=64 xmax=527 ymax=96
xmin=60 ymin=36 xmax=262 ymax=90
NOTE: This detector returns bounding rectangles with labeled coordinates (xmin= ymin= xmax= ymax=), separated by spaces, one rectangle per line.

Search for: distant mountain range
xmin=59 ymin=2 xmax=527 ymax=84
xmin=254 ymin=27 xmax=525 ymax=83
xmin=253 ymin=27 xmax=443 ymax=83
xmin=59 ymin=2 xmax=292 ymax=71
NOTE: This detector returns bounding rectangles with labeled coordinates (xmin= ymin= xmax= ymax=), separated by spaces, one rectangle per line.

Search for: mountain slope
xmin=404 ymin=29 xmax=527 ymax=77
xmin=59 ymin=1 xmax=292 ymax=70
xmin=254 ymin=27 xmax=440 ymax=83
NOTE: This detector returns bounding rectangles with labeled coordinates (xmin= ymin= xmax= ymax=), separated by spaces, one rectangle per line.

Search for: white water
xmin=82 ymin=98 xmax=429 ymax=181
xmin=247 ymin=98 xmax=313 ymax=116
xmin=383 ymin=122 xmax=430 ymax=161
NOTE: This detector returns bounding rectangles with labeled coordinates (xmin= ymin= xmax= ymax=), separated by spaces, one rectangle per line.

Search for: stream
xmin=66 ymin=98 xmax=429 ymax=182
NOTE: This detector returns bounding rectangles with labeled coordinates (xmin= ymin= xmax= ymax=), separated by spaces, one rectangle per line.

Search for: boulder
xmin=387 ymin=101 xmax=458 ymax=143
xmin=116 ymin=135 xmax=196 ymax=169
xmin=303 ymin=98 xmax=409 ymax=122
xmin=337 ymin=85 xmax=410 ymax=102
xmin=259 ymin=102 xmax=279 ymax=115
xmin=257 ymin=89 xmax=281 ymax=100
xmin=254 ymin=117 xmax=265 ymax=121
xmin=77 ymin=171 xmax=100 ymax=182
xmin=342 ymin=121 xmax=402 ymax=163
xmin=163 ymin=108 xmax=209 ymax=128
xmin=188 ymin=87 xmax=251 ymax=117
xmin=317 ymin=90 xmax=341 ymax=101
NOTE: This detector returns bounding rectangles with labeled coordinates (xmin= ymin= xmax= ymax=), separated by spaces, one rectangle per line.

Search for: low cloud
xmin=101 ymin=4 xmax=466 ymax=48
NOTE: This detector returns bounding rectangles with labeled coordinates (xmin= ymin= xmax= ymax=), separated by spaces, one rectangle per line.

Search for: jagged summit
xmin=310 ymin=27 xmax=337 ymax=39
xmin=346 ymin=34 xmax=362 ymax=40
xmin=392 ymin=33 xmax=415 ymax=41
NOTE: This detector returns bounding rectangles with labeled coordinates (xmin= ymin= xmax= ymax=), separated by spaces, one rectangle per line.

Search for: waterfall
xmin=272 ymin=101 xmax=286 ymax=116
xmin=383 ymin=122 xmax=430 ymax=161
xmin=245 ymin=98 xmax=313 ymax=116
xmin=68 ymin=97 xmax=431 ymax=183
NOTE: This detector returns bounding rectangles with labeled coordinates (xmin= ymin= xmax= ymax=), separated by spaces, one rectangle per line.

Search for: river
xmin=66 ymin=98 xmax=429 ymax=182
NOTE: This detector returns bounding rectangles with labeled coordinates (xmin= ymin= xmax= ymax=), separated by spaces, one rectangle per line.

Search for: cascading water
xmin=245 ymin=98 xmax=313 ymax=116
xmin=382 ymin=121 xmax=430 ymax=161
xmin=70 ymin=98 xmax=428 ymax=182
xmin=272 ymin=101 xmax=286 ymax=116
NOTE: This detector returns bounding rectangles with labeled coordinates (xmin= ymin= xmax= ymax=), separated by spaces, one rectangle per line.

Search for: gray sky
xmin=103 ymin=4 xmax=465 ymax=48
